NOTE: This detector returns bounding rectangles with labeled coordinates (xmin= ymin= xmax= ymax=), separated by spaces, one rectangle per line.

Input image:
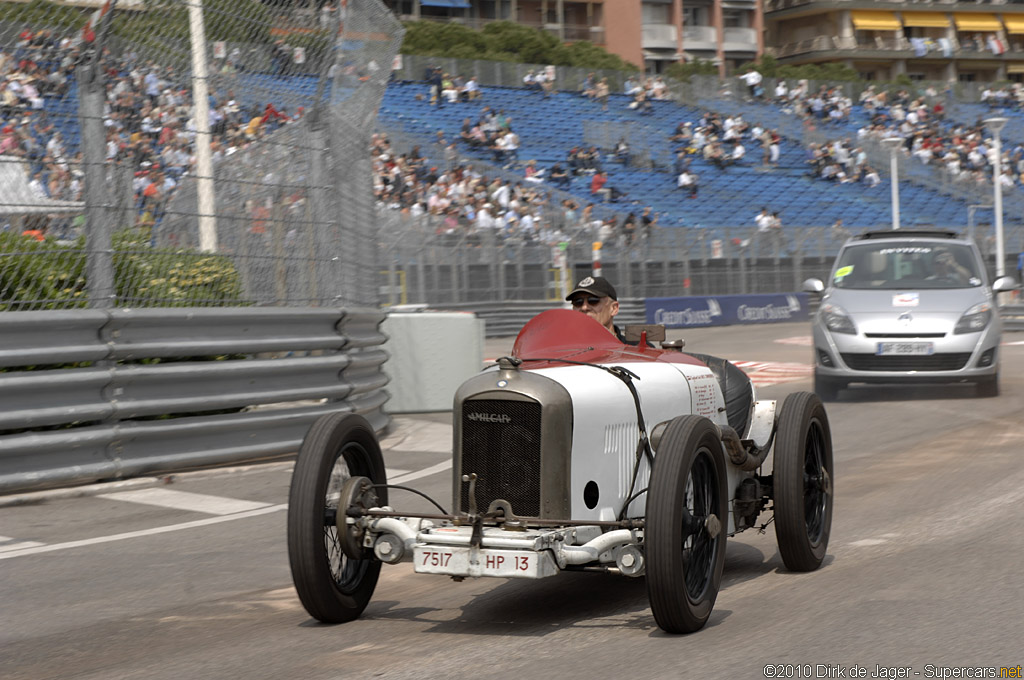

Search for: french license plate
xmin=413 ymin=546 xmax=557 ymax=579
xmin=876 ymin=342 xmax=934 ymax=356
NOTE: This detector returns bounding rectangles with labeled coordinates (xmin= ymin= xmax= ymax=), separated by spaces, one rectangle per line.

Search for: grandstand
xmin=17 ymin=51 xmax=1024 ymax=246
xmin=376 ymin=79 xmax=1004 ymax=236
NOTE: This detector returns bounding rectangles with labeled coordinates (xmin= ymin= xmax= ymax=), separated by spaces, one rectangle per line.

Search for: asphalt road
xmin=3 ymin=322 xmax=1024 ymax=680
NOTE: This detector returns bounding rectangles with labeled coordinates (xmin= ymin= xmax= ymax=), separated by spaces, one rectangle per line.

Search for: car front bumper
xmin=812 ymin=323 xmax=1000 ymax=384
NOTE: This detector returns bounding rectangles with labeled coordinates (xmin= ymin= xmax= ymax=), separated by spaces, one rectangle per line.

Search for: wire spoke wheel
xmin=646 ymin=416 xmax=728 ymax=634
xmin=773 ymin=392 xmax=834 ymax=572
xmin=287 ymin=414 xmax=388 ymax=623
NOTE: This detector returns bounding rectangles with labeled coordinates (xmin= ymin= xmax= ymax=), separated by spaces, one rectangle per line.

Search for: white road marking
xmin=385 ymin=468 xmax=409 ymax=479
xmin=99 ymin=488 xmax=271 ymax=515
xmin=0 ymin=504 xmax=287 ymax=561
xmin=774 ymin=335 xmax=813 ymax=346
xmin=389 ymin=460 xmax=452 ymax=486
xmin=0 ymin=535 xmax=45 ymax=553
xmin=848 ymin=538 xmax=889 ymax=547
xmin=733 ymin=360 xmax=813 ymax=387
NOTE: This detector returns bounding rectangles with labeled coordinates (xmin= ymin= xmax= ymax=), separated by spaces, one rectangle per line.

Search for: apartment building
xmin=383 ymin=0 xmax=762 ymax=73
xmin=765 ymin=0 xmax=1024 ymax=83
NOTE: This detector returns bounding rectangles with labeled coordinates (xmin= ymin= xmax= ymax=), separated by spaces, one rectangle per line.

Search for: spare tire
xmin=685 ymin=352 xmax=754 ymax=438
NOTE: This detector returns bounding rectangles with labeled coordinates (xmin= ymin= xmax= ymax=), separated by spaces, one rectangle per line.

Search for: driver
xmin=928 ymin=248 xmax=970 ymax=285
xmin=566 ymin=276 xmax=624 ymax=340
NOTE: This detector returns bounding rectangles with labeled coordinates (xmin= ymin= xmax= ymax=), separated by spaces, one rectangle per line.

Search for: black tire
xmin=287 ymin=413 xmax=388 ymax=623
xmin=977 ymin=374 xmax=999 ymax=398
xmin=813 ymin=371 xmax=842 ymax=402
xmin=773 ymin=392 xmax=833 ymax=572
xmin=646 ymin=415 xmax=728 ymax=634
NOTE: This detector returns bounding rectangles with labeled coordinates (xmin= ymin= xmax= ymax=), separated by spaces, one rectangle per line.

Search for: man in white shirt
xmin=740 ymin=69 xmax=763 ymax=99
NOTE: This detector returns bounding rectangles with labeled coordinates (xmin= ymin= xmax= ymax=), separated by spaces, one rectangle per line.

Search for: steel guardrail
xmin=0 ymin=307 xmax=390 ymax=494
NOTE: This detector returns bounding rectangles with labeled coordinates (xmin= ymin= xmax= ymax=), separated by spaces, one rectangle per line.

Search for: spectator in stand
xmin=549 ymin=161 xmax=570 ymax=188
xmin=591 ymin=170 xmax=610 ymax=202
xmin=677 ymin=167 xmax=698 ymax=198
xmin=595 ymin=77 xmax=610 ymax=112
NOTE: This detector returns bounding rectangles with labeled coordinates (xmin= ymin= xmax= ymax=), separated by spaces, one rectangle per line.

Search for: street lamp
xmin=984 ymin=117 xmax=1008 ymax=279
xmin=880 ymin=137 xmax=902 ymax=230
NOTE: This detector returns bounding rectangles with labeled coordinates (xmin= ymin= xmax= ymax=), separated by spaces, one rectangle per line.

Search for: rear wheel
xmin=646 ymin=416 xmax=728 ymax=634
xmin=287 ymin=413 xmax=388 ymax=623
xmin=773 ymin=392 xmax=833 ymax=572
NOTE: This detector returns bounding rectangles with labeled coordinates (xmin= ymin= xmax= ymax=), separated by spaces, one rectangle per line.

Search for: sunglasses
xmin=570 ymin=296 xmax=603 ymax=308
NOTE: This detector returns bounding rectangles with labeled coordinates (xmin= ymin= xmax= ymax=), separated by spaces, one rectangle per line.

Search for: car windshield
xmin=831 ymin=241 xmax=983 ymax=290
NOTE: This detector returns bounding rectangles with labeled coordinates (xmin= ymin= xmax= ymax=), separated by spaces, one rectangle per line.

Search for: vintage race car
xmin=286 ymin=309 xmax=834 ymax=634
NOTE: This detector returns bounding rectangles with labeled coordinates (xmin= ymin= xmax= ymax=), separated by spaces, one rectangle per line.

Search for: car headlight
xmin=820 ymin=303 xmax=856 ymax=335
xmin=954 ymin=302 xmax=992 ymax=334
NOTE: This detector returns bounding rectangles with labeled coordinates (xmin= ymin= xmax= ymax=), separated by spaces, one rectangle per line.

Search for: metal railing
xmin=0 ymin=307 xmax=389 ymax=494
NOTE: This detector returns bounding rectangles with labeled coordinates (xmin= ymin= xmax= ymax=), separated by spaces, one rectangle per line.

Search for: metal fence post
xmin=77 ymin=63 xmax=113 ymax=310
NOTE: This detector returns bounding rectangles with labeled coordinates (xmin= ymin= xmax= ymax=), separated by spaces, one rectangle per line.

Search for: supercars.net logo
xmin=466 ymin=412 xmax=512 ymax=424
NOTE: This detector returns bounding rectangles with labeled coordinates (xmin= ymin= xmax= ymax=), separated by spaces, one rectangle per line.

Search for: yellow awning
xmin=851 ymin=11 xmax=901 ymax=32
xmin=953 ymin=13 xmax=1001 ymax=32
xmin=1004 ymin=16 xmax=1024 ymax=34
xmin=1008 ymin=63 xmax=1024 ymax=74
xmin=900 ymin=12 xmax=950 ymax=29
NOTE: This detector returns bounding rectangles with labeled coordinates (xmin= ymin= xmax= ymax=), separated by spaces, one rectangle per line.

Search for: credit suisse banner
xmin=646 ymin=293 xmax=810 ymax=328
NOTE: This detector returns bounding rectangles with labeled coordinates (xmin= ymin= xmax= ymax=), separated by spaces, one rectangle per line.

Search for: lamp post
xmin=984 ymin=117 xmax=1008 ymax=279
xmin=880 ymin=137 xmax=902 ymax=230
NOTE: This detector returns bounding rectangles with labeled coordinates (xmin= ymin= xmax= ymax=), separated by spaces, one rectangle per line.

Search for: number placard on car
xmin=876 ymin=342 xmax=934 ymax=356
xmin=413 ymin=546 xmax=558 ymax=579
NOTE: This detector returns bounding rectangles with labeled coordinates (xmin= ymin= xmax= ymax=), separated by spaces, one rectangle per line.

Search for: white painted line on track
xmin=389 ymin=460 xmax=452 ymax=486
xmin=0 ymin=535 xmax=45 ymax=552
xmin=385 ymin=468 xmax=409 ymax=479
xmin=0 ymin=504 xmax=287 ymax=561
xmin=98 ymin=488 xmax=271 ymax=515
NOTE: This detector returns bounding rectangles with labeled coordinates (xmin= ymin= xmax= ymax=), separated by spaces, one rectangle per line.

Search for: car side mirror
xmin=992 ymin=275 xmax=1020 ymax=293
xmin=802 ymin=278 xmax=825 ymax=294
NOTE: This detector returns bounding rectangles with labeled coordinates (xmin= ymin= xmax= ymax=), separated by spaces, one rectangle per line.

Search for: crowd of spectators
xmin=2 ymin=27 xmax=307 ymax=240
xmin=804 ymin=86 xmax=1024 ymax=194
xmin=370 ymin=129 xmax=657 ymax=248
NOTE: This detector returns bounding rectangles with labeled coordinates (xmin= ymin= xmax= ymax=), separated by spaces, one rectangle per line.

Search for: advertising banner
xmin=646 ymin=293 xmax=810 ymax=328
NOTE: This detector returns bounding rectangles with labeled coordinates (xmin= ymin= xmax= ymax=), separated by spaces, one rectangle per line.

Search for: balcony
xmin=683 ymin=25 xmax=717 ymax=49
xmin=643 ymin=23 xmax=678 ymax=49
xmin=768 ymin=33 xmax=1016 ymax=61
xmin=394 ymin=14 xmax=605 ymax=44
xmin=723 ymin=26 xmax=758 ymax=52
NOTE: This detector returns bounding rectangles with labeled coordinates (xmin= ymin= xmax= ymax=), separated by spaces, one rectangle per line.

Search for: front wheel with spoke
xmin=287 ymin=413 xmax=388 ymax=623
xmin=773 ymin=391 xmax=834 ymax=572
xmin=645 ymin=415 xmax=728 ymax=634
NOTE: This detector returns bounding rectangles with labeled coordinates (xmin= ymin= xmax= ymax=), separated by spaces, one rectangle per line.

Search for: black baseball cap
xmin=566 ymin=276 xmax=617 ymax=301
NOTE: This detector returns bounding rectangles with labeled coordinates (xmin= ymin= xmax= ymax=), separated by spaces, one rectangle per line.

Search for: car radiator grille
xmin=460 ymin=399 xmax=541 ymax=517
xmin=840 ymin=353 xmax=972 ymax=371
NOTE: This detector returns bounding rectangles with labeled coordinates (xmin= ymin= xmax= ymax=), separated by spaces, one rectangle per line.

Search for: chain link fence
xmin=0 ymin=0 xmax=403 ymax=311
xmin=375 ymin=213 xmax=1024 ymax=306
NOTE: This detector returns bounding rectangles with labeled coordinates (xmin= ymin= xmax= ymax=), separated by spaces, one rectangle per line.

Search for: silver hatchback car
xmin=803 ymin=230 xmax=1019 ymax=400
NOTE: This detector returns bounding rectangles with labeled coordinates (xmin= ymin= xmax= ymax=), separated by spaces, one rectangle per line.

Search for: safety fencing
xmin=0 ymin=307 xmax=389 ymax=494
xmin=376 ymin=219 xmax=1024 ymax=307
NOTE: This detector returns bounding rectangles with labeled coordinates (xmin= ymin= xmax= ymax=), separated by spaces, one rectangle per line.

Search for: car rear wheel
xmin=646 ymin=415 xmax=728 ymax=634
xmin=287 ymin=413 xmax=388 ymax=623
xmin=773 ymin=392 xmax=833 ymax=572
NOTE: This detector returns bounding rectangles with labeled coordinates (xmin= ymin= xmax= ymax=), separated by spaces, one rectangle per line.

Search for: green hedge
xmin=0 ymin=229 xmax=245 ymax=311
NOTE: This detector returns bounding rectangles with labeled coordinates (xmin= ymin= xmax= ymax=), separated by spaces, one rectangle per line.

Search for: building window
xmin=643 ymin=4 xmax=669 ymax=24
xmin=958 ymin=73 xmax=976 ymax=82
xmin=723 ymin=9 xmax=749 ymax=28
xmin=683 ymin=7 xmax=705 ymax=26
